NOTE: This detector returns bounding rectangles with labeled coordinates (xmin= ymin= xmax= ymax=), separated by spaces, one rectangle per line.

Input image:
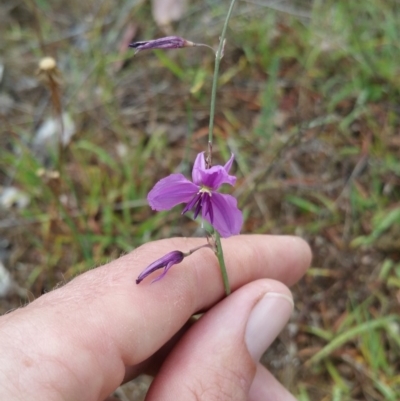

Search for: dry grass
xmin=1 ymin=0 xmax=400 ymax=399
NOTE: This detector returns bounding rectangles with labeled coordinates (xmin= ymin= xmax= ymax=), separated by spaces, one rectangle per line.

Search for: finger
xmin=86 ymin=234 xmax=309 ymax=370
xmin=145 ymin=279 xmax=294 ymax=401
xmin=122 ymin=318 xmax=196 ymax=380
xmin=36 ymin=235 xmax=310 ymax=365
xmin=0 ymin=235 xmax=310 ymax=400
xmin=249 ymin=364 xmax=297 ymax=401
xmin=125 ymin=234 xmax=311 ymax=382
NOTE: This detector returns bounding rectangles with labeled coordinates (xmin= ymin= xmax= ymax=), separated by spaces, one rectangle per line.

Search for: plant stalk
xmin=215 ymin=231 xmax=231 ymax=295
xmin=207 ymin=0 xmax=238 ymax=166
xmin=207 ymin=0 xmax=238 ymax=296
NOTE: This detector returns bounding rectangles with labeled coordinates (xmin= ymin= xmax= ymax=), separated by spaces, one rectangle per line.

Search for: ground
xmin=1 ymin=0 xmax=400 ymax=400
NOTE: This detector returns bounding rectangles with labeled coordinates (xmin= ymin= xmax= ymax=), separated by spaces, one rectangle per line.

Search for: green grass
xmin=1 ymin=0 xmax=400 ymax=399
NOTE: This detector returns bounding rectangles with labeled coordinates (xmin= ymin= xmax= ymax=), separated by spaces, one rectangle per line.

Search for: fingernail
xmin=245 ymin=292 xmax=294 ymax=362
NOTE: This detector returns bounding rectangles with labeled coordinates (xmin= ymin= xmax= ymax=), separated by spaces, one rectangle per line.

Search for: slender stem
xmin=207 ymin=0 xmax=238 ymax=166
xmin=193 ymin=43 xmax=216 ymax=52
xmin=184 ymin=243 xmax=212 ymax=256
xmin=215 ymin=231 xmax=231 ymax=295
xmin=207 ymin=0 xmax=238 ymax=296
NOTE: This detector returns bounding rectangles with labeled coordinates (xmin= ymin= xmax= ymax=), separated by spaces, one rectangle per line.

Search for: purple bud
xmin=129 ymin=36 xmax=195 ymax=53
xmin=136 ymin=250 xmax=185 ymax=284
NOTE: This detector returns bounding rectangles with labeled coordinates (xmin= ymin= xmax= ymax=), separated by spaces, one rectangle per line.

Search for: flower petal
xmin=129 ymin=36 xmax=194 ymax=53
xmin=147 ymin=174 xmax=198 ymax=211
xmin=197 ymin=165 xmax=236 ymax=190
xmin=192 ymin=152 xmax=236 ymax=189
xmin=202 ymin=194 xmax=213 ymax=222
xmin=182 ymin=193 xmax=201 ymax=215
xmin=136 ymin=250 xmax=185 ymax=284
xmin=192 ymin=152 xmax=206 ymax=185
xmin=151 ymin=261 xmax=175 ymax=283
xmin=224 ymin=153 xmax=234 ymax=173
xmin=202 ymin=193 xmax=243 ymax=237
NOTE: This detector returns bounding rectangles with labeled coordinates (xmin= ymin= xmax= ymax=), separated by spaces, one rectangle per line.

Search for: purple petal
xmin=182 ymin=193 xmax=201 ymax=215
xmin=202 ymin=194 xmax=214 ymax=222
xmin=192 ymin=152 xmax=206 ymax=185
xmin=196 ymin=165 xmax=236 ymax=190
xmin=129 ymin=36 xmax=194 ymax=53
xmin=193 ymin=197 xmax=202 ymax=219
xmin=202 ymin=193 xmax=243 ymax=237
xmin=148 ymin=174 xmax=198 ymax=211
xmin=192 ymin=152 xmax=236 ymax=189
xmin=151 ymin=261 xmax=175 ymax=283
xmin=224 ymin=153 xmax=235 ymax=173
xmin=136 ymin=251 xmax=184 ymax=284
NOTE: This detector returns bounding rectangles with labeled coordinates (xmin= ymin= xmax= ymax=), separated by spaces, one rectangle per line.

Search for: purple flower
xmin=129 ymin=36 xmax=194 ymax=53
xmin=136 ymin=250 xmax=184 ymax=284
xmin=147 ymin=152 xmax=243 ymax=237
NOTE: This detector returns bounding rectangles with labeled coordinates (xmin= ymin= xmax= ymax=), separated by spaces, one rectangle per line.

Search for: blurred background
xmin=1 ymin=0 xmax=400 ymax=399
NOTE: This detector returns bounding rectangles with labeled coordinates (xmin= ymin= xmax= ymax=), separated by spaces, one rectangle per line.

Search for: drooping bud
xmin=136 ymin=243 xmax=212 ymax=284
xmin=129 ymin=36 xmax=195 ymax=54
xmin=136 ymin=250 xmax=185 ymax=284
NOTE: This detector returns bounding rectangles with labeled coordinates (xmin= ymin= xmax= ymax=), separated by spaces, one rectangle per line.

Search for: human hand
xmin=0 ymin=235 xmax=311 ymax=400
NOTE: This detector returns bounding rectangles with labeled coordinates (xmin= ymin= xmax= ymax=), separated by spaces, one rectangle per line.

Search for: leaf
xmin=306 ymin=315 xmax=400 ymax=366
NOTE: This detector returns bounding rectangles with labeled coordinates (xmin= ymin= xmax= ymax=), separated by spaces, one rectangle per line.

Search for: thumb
xmin=145 ymin=279 xmax=296 ymax=401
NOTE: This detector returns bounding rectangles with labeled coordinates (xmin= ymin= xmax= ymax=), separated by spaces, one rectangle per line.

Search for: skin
xmin=0 ymin=235 xmax=311 ymax=401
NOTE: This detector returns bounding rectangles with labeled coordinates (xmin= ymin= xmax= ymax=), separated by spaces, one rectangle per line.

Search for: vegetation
xmin=1 ymin=0 xmax=399 ymax=399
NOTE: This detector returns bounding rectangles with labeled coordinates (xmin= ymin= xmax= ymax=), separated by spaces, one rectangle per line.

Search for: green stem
xmin=207 ymin=0 xmax=238 ymax=296
xmin=215 ymin=231 xmax=231 ymax=295
xmin=207 ymin=0 xmax=238 ymax=166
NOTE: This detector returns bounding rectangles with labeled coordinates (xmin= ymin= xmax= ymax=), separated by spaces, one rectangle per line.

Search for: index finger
xmin=44 ymin=234 xmax=310 ymax=368
xmin=2 ymin=235 xmax=311 ymax=400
